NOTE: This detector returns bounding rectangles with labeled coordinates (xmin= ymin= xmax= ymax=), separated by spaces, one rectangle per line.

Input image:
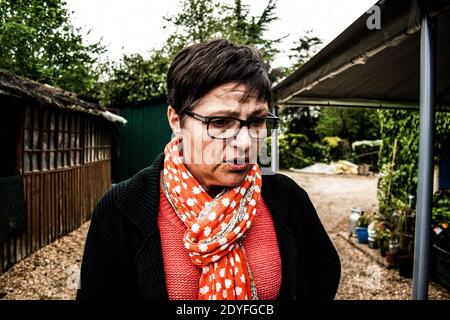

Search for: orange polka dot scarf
xmin=162 ymin=136 xmax=262 ymax=300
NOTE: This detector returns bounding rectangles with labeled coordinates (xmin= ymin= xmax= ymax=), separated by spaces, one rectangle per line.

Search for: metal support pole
xmin=271 ymin=105 xmax=279 ymax=173
xmin=412 ymin=11 xmax=435 ymax=300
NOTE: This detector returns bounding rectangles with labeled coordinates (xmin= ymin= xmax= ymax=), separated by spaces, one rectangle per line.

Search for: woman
xmin=77 ymin=39 xmax=340 ymax=300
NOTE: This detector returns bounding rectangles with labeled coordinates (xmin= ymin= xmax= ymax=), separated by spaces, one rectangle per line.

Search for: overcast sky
xmin=65 ymin=0 xmax=376 ymax=67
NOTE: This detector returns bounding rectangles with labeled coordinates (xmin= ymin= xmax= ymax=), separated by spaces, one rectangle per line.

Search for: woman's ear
xmin=167 ymin=106 xmax=182 ymax=135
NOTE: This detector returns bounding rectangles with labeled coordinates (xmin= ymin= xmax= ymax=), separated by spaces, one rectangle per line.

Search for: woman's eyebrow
xmin=206 ymin=109 xmax=269 ymax=118
xmin=206 ymin=110 xmax=241 ymax=117
xmin=250 ymin=109 xmax=270 ymax=117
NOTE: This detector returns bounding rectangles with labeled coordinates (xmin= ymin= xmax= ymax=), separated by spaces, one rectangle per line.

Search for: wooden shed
xmin=0 ymin=69 xmax=126 ymax=273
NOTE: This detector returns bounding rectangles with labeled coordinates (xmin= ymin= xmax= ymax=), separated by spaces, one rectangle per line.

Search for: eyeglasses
xmin=182 ymin=110 xmax=279 ymax=140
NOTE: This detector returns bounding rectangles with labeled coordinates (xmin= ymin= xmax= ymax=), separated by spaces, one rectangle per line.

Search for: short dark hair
xmin=166 ymin=39 xmax=272 ymax=115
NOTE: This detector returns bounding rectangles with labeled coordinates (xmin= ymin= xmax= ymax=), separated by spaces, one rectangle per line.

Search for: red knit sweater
xmin=158 ymin=187 xmax=282 ymax=300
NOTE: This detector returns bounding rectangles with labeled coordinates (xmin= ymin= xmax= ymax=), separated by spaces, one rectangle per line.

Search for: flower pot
xmin=386 ymin=251 xmax=398 ymax=267
xmin=355 ymin=227 xmax=368 ymax=244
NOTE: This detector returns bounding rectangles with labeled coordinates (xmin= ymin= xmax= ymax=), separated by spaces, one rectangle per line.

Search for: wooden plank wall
xmin=0 ymin=160 xmax=111 ymax=273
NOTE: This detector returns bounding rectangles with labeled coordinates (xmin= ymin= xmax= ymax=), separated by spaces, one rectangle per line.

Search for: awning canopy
xmin=273 ymin=0 xmax=450 ymax=111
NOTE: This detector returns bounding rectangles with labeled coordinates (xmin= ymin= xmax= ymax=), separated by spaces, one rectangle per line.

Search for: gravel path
xmin=282 ymin=170 xmax=450 ymax=300
xmin=1 ymin=170 xmax=449 ymax=300
xmin=0 ymin=223 xmax=89 ymax=300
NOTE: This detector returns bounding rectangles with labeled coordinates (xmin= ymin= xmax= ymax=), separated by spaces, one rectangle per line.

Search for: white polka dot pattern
xmin=162 ymin=136 xmax=261 ymax=300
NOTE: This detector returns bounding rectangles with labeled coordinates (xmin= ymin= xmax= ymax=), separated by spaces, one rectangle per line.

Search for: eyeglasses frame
xmin=182 ymin=109 xmax=279 ymax=140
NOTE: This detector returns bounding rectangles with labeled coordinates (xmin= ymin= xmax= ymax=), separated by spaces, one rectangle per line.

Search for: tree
xmin=164 ymin=0 xmax=282 ymax=63
xmin=96 ymin=51 xmax=169 ymax=107
xmin=99 ymin=0 xmax=284 ymax=106
xmin=0 ymin=0 xmax=104 ymax=97
xmin=164 ymin=0 xmax=283 ymax=81
xmin=315 ymin=107 xmax=380 ymax=142
xmin=279 ymin=106 xmax=321 ymax=141
xmin=278 ymin=30 xmax=323 ymax=140
xmin=163 ymin=0 xmax=223 ymax=47
xmin=288 ymin=30 xmax=322 ymax=70
xmin=222 ymin=0 xmax=283 ymax=68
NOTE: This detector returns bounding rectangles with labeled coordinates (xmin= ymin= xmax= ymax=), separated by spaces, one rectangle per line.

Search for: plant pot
xmin=386 ymin=251 xmax=398 ymax=267
xmin=355 ymin=227 xmax=368 ymax=244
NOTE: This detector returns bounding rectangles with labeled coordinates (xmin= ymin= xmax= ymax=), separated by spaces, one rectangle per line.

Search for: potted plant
xmin=386 ymin=237 xmax=399 ymax=267
xmin=396 ymin=209 xmax=415 ymax=277
xmin=375 ymin=228 xmax=391 ymax=257
xmin=355 ymin=213 xmax=371 ymax=244
xmin=374 ymin=203 xmax=399 ymax=258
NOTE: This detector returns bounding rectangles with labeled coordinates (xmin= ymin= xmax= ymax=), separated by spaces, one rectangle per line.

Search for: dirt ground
xmin=0 ymin=170 xmax=449 ymax=300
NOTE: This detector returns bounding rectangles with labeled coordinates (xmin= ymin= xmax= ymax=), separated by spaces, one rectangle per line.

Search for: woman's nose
xmin=230 ymin=125 xmax=252 ymax=150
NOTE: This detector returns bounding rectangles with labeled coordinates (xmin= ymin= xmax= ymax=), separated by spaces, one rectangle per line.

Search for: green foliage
xmin=357 ymin=213 xmax=371 ymax=228
xmin=375 ymin=228 xmax=392 ymax=245
xmin=279 ymin=106 xmax=380 ymax=164
xmin=220 ymin=0 xmax=282 ymax=68
xmin=0 ymin=0 xmax=105 ymax=97
xmin=377 ymin=110 xmax=450 ymax=207
xmin=432 ymin=190 xmax=450 ymax=225
xmin=432 ymin=191 xmax=450 ymax=251
xmin=377 ymin=110 xmax=450 ymax=251
xmin=267 ymin=133 xmax=329 ymax=169
xmin=315 ymin=107 xmax=380 ymax=143
xmin=96 ymin=51 xmax=169 ymax=106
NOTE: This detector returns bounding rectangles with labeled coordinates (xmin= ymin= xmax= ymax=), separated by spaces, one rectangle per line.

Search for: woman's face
xmin=168 ymin=83 xmax=269 ymax=193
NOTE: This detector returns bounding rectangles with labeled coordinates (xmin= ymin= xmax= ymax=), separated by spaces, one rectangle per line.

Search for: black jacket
xmin=76 ymin=154 xmax=341 ymax=300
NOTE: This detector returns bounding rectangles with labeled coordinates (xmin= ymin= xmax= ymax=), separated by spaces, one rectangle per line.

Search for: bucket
xmin=355 ymin=227 xmax=368 ymax=244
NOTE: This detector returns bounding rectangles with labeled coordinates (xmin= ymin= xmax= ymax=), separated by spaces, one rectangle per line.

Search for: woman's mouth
xmin=224 ymin=159 xmax=252 ymax=171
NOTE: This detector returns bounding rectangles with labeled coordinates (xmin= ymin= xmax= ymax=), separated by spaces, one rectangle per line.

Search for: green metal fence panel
xmin=112 ymin=103 xmax=172 ymax=182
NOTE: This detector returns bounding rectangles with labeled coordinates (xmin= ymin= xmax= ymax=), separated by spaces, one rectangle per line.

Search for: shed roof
xmin=0 ymin=69 xmax=126 ymax=124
